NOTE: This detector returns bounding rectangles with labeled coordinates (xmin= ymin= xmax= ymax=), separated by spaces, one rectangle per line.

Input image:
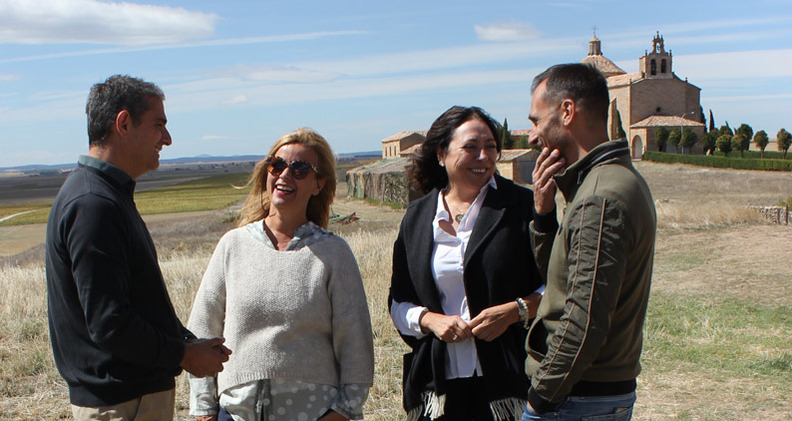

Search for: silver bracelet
xmin=515 ymin=298 xmax=531 ymax=329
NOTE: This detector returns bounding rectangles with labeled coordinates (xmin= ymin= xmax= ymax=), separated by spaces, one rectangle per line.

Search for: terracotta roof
xmin=510 ymin=129 xmax=531 ymax=136
xmin=499 ymin=148 xmax=538 ymax=162
xmin=631 ymin=115 xmax=705 ymax=128
xmin=581 ymin=55 xmax=626 ymax=78
xmin=382 ymin=130 xmax=427 ymax=143
xmin=606 ymin=72 xmax=642 ymax=87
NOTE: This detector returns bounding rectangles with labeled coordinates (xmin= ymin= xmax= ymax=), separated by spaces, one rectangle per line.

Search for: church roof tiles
xmin=631 ymin=115 xmax=705 ymax=128
xmin=581 ymin=55 xmax=626 ymax=78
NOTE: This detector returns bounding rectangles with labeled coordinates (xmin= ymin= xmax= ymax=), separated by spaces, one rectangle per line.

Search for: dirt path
xmin=0 ymin=210 xmax=217 ymax=257
xmin=0 ymin=224 xmax=46 ymax=257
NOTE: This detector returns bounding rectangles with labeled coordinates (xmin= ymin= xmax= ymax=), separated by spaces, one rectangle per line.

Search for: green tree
xmin=736 ymin=123 xmax=753 ymax=144
xmin=681 ymin=128 xmax=698 ymax=154
xmin=701 ymin=131 xmax=717 ymax=155
xmin=732 ymin=134 xmax=749 ymax=157
xmin=708 ymin=109 xmax=716 ymax=133
xmin=778 ymin=128 xmax=792 ymax=159
xmin=613 ymin=109 xmax=627 ymax=140
xmin=753 ymin=130 xmax=769 ymax=158
xmin=514 ymin=136 xmax=531 ymax=149
xmin=668 ymin=129 xmax=681 ymax=153
xmin=501 ymin=118 xmax=514 ymax=149
xmin=718 ymin=122 xmax=733 ymax=138
xmin=716 ymin=134 xmax=732 ymax=156
xmin=654 ymin=127 xmax=669 ymax=152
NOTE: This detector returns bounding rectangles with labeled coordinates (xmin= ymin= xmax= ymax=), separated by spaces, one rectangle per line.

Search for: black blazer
xmin=390 ymin=174 xmax=542 ymax=412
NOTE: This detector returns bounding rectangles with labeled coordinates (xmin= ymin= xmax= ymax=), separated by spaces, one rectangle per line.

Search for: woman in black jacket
xmin=389 ymin=106 xmax=544 ymax=421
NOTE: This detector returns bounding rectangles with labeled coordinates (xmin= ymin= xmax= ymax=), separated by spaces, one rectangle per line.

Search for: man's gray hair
xmin=86 ymin=75 xmax=165 ymax=147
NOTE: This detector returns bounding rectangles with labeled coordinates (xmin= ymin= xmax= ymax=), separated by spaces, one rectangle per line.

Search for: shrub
xmin=644 ymin=151 xmax=792 ymax=171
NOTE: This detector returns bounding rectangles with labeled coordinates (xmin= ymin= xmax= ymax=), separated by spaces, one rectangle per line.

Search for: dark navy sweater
xmin=45 ymin=156 xmax=192 ymax=406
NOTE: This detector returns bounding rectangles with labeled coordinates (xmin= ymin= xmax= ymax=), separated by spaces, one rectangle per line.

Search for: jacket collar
xmin=554 ymin=140 xmax=631 ymax=201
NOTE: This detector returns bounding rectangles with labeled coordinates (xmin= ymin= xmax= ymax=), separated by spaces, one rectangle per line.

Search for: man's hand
xmin=532 ymin=148 xmax=565 ymax=215
xmin=469 ymin=302 xmax=519 ymax=342
xmin=195 ymin=416 xmax=217 ymax=421
xmin=181 ymin=337 xmax=232 ymax=378
xmin=419 ymin=312 xmax=472 ymax=343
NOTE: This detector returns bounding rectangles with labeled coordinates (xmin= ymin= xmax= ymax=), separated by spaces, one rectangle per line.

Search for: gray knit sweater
xmin=188 ymin=221 xmax=374 ymax=395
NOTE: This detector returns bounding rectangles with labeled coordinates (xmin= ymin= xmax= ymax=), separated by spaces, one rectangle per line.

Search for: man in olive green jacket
xmin=521 ymin=63 xmax=656 ymax=420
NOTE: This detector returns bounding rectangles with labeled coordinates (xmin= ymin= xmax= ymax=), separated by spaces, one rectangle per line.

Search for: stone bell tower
xmin=639 ymin=31 xmax=673 ymax=79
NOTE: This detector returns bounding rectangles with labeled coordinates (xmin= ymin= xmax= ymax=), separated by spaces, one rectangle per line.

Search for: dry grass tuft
xmin=0 ymin=265 xmax=71 ymax=419
xmin=654 ymin=198 xmax=765 ymax=230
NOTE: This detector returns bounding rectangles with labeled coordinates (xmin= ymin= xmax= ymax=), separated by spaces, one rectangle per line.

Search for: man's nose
xmin=528 ymin=129 xmax=539 ymax=146
xmin=162 ymin=128 xmax=172 ymax=146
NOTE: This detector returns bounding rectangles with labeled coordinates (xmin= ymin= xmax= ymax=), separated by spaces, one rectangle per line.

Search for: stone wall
xmin=750 ymin=206 xmax=791 ymax=225
xmin=346 ymin=158 xmax=419 ymax=206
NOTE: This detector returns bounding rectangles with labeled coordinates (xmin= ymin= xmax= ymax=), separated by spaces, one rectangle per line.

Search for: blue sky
xmin=0 ymin=0 xmax=790 ymax=167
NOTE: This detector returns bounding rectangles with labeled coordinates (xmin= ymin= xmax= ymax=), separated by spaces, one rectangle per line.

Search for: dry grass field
xmin=1 ymin=161 xmax=791 ymax=419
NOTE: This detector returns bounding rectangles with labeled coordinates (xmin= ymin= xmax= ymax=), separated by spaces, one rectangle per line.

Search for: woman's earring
xmin=439 ymin=161 xmax=445 ymax=167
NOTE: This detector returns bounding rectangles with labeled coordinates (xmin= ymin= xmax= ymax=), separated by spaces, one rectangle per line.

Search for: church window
xmin=661 ymin=59 xmax=667 ymax=73
xmin=650 ymin=59 xmax=657 ymax=75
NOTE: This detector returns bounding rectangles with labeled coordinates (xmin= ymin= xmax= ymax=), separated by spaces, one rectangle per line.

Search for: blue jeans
xmin=521 ymin=392 xmax=636 ymax=421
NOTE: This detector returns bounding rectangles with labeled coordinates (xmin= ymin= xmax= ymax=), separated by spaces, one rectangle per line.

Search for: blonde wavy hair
xmin=237 ymin=128 xmax=337 ymax=228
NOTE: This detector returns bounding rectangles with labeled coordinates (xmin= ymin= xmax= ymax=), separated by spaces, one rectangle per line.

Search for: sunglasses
xmin=264 ymin=156 xmax=318 ymax=180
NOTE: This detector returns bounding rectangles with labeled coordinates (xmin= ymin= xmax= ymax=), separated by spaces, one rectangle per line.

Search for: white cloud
xmin=0 ymin=0 xmax=217 ymax=45
xmin=0 ymin=30 xmax=364 ymax=63
xmin=221 ymin=95 xmax=248 ymax=105
xmin=163 ymin=67 xmax=545 ymax=114
xmin=294 ymin=36 xmax=578 ymax=77
xmin=0 ymin=73 xmax=19 ymax=82
xmin=675 ymin=49 xmax=792 ymax=81
xmin=227 ymin=65 xmax=342 ymax=84
xmin=474 ymin=22 xmax=541 ymax=42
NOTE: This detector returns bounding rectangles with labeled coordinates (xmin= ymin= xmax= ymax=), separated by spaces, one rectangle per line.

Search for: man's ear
xmin=560 ymin=99 xmax=575 ymax=127
xmin=115 ymin=109 xmax=131 ymax=138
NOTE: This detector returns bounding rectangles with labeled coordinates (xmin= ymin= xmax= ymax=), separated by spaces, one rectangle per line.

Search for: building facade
xmin=381 ymin=131 xmax=426 ymax=159
xmin=583 ymin=32 xmax=706 ymax=158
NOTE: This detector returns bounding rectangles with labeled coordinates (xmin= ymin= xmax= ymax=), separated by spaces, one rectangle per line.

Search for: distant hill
xmin=0 ymin=151 xmax=383 ymax=174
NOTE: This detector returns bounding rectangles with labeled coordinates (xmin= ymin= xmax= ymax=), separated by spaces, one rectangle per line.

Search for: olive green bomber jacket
xmin=525 ymin=140 xmax=657 ymax=413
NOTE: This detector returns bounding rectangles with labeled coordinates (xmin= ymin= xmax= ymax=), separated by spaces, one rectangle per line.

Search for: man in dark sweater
xmin=46 ymin=75 xmax=231 ymax=420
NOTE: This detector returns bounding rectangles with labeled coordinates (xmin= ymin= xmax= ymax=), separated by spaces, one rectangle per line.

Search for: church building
xmin=582 ymin=32 xmax=706 ymax=158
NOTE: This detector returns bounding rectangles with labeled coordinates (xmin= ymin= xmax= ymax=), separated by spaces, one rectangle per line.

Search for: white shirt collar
xmin=433 ymin=176 xmax=497 ymax=234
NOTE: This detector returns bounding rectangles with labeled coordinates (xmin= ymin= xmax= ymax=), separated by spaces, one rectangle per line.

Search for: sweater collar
xmin=554 ymin=139 xmax=630 ymax=201
xmin=246 ymin=220 xmax=330 ymax=251
xmin=78 ymin=155 xmax=136 ymax=193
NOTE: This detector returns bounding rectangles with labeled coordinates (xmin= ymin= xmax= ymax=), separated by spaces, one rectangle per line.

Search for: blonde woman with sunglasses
xmin=187 ymin=128 xmax=374 ymax=421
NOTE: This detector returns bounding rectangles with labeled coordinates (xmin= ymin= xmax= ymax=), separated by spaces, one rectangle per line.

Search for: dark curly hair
xmin=408 ymin=106 xmax=502 ymax=194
